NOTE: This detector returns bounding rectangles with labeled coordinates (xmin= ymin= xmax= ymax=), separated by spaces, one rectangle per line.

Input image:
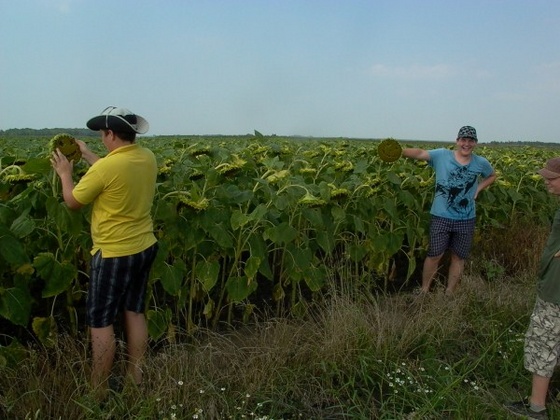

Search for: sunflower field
xmin=1 ymin=132 xmax=559 ymax=358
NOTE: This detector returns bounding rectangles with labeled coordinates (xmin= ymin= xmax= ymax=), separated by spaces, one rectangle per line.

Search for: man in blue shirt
xmin=402 ymin=126 xmax=496 ymax=294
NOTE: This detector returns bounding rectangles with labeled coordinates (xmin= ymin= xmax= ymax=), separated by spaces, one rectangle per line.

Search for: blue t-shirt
xmin=427 ymin=148 xmax=494 ymax=220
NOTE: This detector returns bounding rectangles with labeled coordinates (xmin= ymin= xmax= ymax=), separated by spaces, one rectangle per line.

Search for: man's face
xmin=455 ymin=137 xmax=477 ymax=156
xmin=543 ymin=176 xmax=560 ymax=195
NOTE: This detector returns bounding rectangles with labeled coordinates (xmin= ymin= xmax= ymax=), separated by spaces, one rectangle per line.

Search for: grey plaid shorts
xmin=524 ymin=297 xmax=560 ymax=378
xmin=427 ymin=216 xmax=475 ymax=259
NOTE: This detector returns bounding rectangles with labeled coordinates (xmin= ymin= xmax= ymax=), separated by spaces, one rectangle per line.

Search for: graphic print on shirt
xmin=435 ymin=165 xmax=478 ymax=217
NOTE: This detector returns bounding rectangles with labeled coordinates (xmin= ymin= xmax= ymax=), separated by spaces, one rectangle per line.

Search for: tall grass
xmin=0 ymin=217 xmax=554 ymax=419
xmin=0 ymin=270 xmax=548 ymax=419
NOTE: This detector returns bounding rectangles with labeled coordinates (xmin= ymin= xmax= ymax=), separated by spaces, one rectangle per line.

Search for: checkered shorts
xmin=86 ymin=243 xmax=158 ymax=328
xmin=524 ymin=297 xmax=560 ymax=378
xmin=427 ymin=216 xmax=476 ymax=259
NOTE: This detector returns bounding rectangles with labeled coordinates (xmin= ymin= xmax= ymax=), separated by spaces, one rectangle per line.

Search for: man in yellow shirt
xmin=51 ymin=106 xmax=158 ymax=398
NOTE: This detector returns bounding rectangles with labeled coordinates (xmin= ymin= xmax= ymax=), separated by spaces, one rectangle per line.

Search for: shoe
xmin=504 ymin=399 xmax=548 ymax=419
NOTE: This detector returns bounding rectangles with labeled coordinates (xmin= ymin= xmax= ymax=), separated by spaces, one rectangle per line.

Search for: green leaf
xmin=383 ymin=198 xmax=399 ymax=222
xmin=386 ymin=231 xmax=404 ymax=255
xmin=44 ymin=262 xmax=75 ymax=298
xmin=406 ymin=252 xmax=417 ymax=281
xmin=32 ymin=316 xmax=57 ymax=347
xmin=272 ymin=194 xmax=290 ymax=211
xmin=33 ymin=253 xmax=77 ymax=297
xmin=507 ymin=189 xmax=524 ymax=202
xmin=195 ymin=260 xmax=220 ymax=293
xmin=10 ymin=210 xmax=35 ymax=239
xmin=348 ymin=243 xmax=368 ymax=262
xmin=272 ymin=283 xmax=285 ymax=301
xmin=292 ymin=246 xmax=312 ymax=271
xmin=249 ymin=204 xmax=268 ymax=222
xmin=331 ymin=206 xmax=346 ymax=222
xmin=303 ymin=264 xmax=326 ymax=292
xmin=369 ymin=231 xmax=403 ymax=257
xmin=352 ymin=214 xmax=366 ymax=234
xmin=248 ymin=234 xmax=267 ymax=259
xmin=244 ymin=256 xmax=260 ymax=280
xmin=397 ymin=189 xmax=416 ymax=209
xmin=264 ymin=222 xmax=298 ymax=245
xmin=147 ymin=307 xmax=171 ymax=340
xmin=0 ymin=287 xmax=32 ymax=326
xmin=249 ymin=236 xmax=274 ymax=280
xmin=203 ymin=298 xmax=215 ymax=319
xmin=226 ymin=276 xmax=257 ymax=302
xmin=159 ymin=261 xmax=185 ymax=296
xmin=22 ymin=158 xmax=52 ymax=175
xmin=291 ymin=301 xmax=307 ymax=318
xmin=45 ymin=196 xmax=83 ymax=235
xmin=0 ymin=226 xmax=29 ymax=267
xmin=33 ymin=252 xmax=56 ymax=278
xmin=231 ymin=210 xmax=250 ymax=230
xmin=0 ymin=339 xmax=28 ymax=368
xmin=316 ymin=230 xmax=335 ymax=254
xmin=206 ymin=223 xmax=234 ymax=249
xmin=387 ymin=172 xmax=402 ymax=185
xmin=302 ymin=208 xmax=324 ymax=228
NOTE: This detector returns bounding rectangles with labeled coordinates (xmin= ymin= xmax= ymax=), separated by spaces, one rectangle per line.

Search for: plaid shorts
xmin=524 ymin=297 xmax=560 ymax=378
xmin=86 ymin=243 xmax=158 ymax=328
xmin=427 ymin=216 xmax=476 ymax=259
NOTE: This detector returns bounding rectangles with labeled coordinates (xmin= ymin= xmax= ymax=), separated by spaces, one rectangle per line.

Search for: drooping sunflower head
xmin=49 ymin=134 xmax=82 ymax=162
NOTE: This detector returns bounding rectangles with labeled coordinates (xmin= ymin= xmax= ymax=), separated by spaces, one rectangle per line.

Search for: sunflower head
xmin=49 ymin=133 xmax=82 ymax=162
xmin=378 ymin=138 xmax=402 ymax=163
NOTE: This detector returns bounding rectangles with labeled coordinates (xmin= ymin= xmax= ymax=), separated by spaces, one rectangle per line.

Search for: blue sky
xmin=1 ymin=0 xmax=560 ymax=142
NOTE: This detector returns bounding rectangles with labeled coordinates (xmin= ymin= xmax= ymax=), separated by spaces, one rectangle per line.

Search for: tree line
xmin=0 ymin=128 xmax=95 ymax=138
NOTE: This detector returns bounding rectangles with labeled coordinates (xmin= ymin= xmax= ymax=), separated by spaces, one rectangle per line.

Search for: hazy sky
xmin=1 ymin=0 xmax=560 ymax=142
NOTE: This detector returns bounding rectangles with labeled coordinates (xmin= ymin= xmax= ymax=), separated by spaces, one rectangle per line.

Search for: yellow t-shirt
xmin=72 ymin=144 xmax=157 ymax=257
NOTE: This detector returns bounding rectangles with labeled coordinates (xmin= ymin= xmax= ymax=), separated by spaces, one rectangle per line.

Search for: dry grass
xmin=0 ymin=269 xmax=538 ymax=419
xmin=473 ymin=215 xmax=550 ymax=277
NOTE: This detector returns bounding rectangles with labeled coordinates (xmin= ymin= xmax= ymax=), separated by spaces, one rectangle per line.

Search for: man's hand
xmin=50 ymin=148 xmax=74 ymax=177
xmin=50 ymin=149 xmax=83 ymax=210
xmin=76 ymin=140 xmax=100 ymax=165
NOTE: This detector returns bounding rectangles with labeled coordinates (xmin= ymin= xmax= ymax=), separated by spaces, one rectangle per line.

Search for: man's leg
xmin=531 ymin=373 xmax=551 ymax=408
xmin=446 ymin=218 xmax=475 ymax=295
xmin=422 ymin=216 xmax=450 ymax=293
xmin=446 ymin=253 xmax=465 ymax=295
xmin=124 ymin=310 xmax=148 ymax=385
xmin=90 ymin=325 xmax=116 ymax=395
xmin=525 ymin=298 xmax=556 ymax=409
xmin=421 ymin=254 xmax=443 ymax=292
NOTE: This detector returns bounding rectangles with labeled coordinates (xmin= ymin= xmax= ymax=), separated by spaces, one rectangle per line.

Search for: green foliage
xmin=0 ymin=286 xmax=31 ymax=326
xmin=0 ymin=225 xmax=29 ymax=266
xmin=0 ymin=339 xmax=26 ymax=368
xmin=33 ymin=252 xmax=77 ymax=298
xmin=32 ymin=316 xmax=58 ymax=347
xmin=0 ymin=134 xmax=559 ymax=347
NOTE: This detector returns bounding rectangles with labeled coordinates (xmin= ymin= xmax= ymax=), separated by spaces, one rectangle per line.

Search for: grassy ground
xmin=0 ymin=267 xmax=551 ymax=419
